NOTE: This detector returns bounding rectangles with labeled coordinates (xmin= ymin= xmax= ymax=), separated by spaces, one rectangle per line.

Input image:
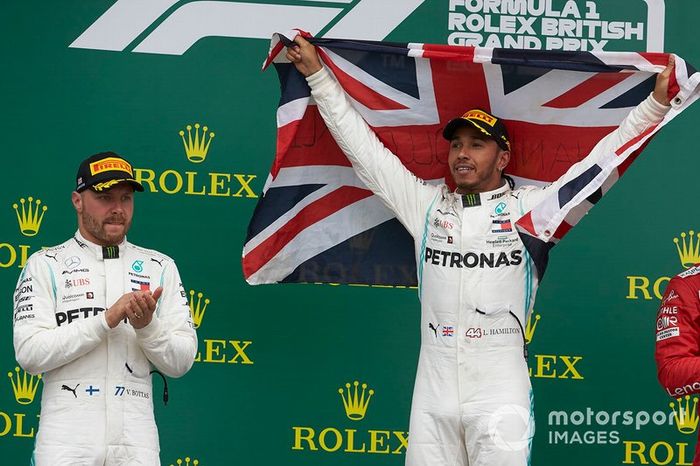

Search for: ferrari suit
xmin=655 ymin=264 xmax=700 ymax=465
xmin=13 ymin=231 xmax=197 ymax=466
xmin=306 ymin=66 xmax=669 ymax=465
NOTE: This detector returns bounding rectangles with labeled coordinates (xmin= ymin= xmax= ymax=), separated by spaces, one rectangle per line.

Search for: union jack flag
xmin=242 ymin=32 xmax=700 ymax=286
xmin=442 ymin=326 xmax=454 ymax=337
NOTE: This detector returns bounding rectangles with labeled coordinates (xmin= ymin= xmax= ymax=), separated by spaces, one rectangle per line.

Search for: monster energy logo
xmin=102 ymin=246 xmax=119 ymax=259
xmin=462 ymin=193 xmax=481 ymax=207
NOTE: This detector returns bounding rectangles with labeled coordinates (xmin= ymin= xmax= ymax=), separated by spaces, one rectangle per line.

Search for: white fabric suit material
xmin=306 ymin=66 xmax=668 ymax=466
xmin=13 ymin=231 xmax=197 ymax=466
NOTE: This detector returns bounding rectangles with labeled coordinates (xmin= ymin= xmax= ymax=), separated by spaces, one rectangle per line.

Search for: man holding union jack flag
xmin=284 ymin=34 xmax=675 ymax=466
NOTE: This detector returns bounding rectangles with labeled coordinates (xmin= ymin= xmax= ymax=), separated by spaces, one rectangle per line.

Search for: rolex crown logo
xmin=179 ymin=123 xmax=215 ymax=163
xmin=188 ymin=290 xmax=210 ymax=329
xmin=8 ymin=366 xmax=42 ymax=405
xmin=671 ymin=395 xmax=699 ymax=434
xmin=525 ymin=313 xmax=541 ymax=345
xmin=170 ymin=457 xmax=199 ymax=466
xmin=674 ymin=230 xmax=700 ymax=269
xmin=13 ymin=197 xmax=48 ymax=237
xmin=339 ymin=380 xmax=374 ymax=421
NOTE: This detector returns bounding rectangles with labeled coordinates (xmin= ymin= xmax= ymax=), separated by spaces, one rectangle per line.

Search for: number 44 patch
xmin=465 ymin=328 xmax=483 ymax=339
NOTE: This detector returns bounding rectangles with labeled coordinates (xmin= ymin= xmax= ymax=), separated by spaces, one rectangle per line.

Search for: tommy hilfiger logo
xmin=491 ymin=218 xmax=513 ymax=233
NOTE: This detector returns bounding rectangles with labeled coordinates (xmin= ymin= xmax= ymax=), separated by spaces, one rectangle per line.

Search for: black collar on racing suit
xmin=458 ymin=180 xmax=511 ymax=208
xmin=72 ymin=230 xmax=126 ymax=261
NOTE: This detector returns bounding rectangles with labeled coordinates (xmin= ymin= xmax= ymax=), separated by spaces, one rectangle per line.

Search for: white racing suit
xmin=13 ymin=231 xmax=197 ymax=466
xmin=306 ymin=67 xmax=669 ymax=465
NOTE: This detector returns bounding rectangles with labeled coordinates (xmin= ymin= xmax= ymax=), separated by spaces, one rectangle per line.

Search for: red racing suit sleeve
xmin=655 ymin=271 xmax=700 ymax=398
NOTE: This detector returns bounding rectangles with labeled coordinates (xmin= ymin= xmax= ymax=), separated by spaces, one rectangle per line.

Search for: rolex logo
xmin=339 ymin=381 xmax=374 ymax=421
xmin=188 ymin=290 xmax=210 ymax=329
xmin=170 ymin=457 xmax=199 ymax=466
xmin=670 ymin=395 xmax=699 ymax=434
xmin=674 ymin=230 xmax=700 ymax=269
xmin=8 ymin=366 xmax=42 ymax=405
xmin=525 ymin=312 xmax=541 ymax=345
xmin=13 ymin=197 xmax=48 ymax=237
xmin=179 ymin=123 xmax=215 ymax=163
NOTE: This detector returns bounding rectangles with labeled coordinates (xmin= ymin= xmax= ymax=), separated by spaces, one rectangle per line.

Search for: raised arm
xmin=286 ymin=35 xmax=438 ymax=236
xmin=517 ymin=57 xmax=674 ymax=214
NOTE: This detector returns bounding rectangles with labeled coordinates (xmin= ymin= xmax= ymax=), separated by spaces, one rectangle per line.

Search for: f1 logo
xmin=70 ymin=0 xmax=426 ymax=55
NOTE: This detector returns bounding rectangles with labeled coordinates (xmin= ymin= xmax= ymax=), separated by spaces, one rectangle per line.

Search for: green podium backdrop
xmin=2 ymin=1 xmax=700 ymax=465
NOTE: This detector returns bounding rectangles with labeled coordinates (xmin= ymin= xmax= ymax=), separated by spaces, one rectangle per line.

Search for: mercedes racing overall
xmin=306 ymin=66 xmax=669 ymax=465
xmin=13 ymin=231 xmax=197 ymax=465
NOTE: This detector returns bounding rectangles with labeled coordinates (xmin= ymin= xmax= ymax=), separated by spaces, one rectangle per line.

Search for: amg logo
xmin=56 ymin=307 xmax=105 ymax=326
xmin=425 ymin=247 xmax=522 ymax=268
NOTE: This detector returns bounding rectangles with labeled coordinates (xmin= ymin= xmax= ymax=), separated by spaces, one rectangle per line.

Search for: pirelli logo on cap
xmin=463 ymin=110 xmax=497 ymax=127
xmin=89 ymin=157 xmax=133 ymax=176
